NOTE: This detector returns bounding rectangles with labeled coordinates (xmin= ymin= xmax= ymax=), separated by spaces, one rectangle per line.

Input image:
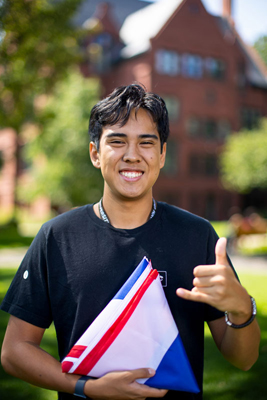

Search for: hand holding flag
xmin=82 ymin=368 xmax=168 ymax=400
xmin=62 ymin=257 xmax=199 ymax=393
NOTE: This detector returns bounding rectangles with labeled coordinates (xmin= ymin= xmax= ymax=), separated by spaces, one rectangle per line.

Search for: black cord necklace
xmin=98 ymin=198 xmax=157 ymax=225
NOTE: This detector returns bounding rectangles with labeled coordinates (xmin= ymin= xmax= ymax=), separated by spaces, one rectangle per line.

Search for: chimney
xmin=222 ymin=0 xmax=232 ymax=18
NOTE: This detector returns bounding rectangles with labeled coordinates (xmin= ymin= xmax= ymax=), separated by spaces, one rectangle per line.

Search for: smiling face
xmin=90 ymin=108 xmax=166 ymax=203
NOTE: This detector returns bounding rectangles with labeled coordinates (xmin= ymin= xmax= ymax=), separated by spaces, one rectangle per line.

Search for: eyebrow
xmin=106 ymin=133 xmax=159 ymax=140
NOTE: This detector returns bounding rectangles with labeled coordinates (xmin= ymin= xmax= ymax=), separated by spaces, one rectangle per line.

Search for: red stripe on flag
xmin=73 ymin=269 xmax=158 ymax=376
xmin=62 ymin=361 xmax=74 ymax=373
xmin=68 ymin=345 xmax=87 ymax=358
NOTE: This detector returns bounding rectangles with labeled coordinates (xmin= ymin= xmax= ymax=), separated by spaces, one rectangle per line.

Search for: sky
xmin=144 ymin=0 xmax=267 ymax=45
xmin=202 ymin=0 xmax=267 ymax=45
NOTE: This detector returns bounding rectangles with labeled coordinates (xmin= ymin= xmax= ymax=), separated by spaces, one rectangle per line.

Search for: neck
xmin=94 ymin=192 xmax=155 ymax=229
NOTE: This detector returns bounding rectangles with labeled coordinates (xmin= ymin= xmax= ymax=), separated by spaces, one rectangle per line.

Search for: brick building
xmin=79 ymin=0 xmax=267 ymax=220
xmin=1 ymin=0 xmax=267 ymax=220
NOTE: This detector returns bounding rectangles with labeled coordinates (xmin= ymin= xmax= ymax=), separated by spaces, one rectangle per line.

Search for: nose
xmin=122 ymin=144 xmax=141 ymax=163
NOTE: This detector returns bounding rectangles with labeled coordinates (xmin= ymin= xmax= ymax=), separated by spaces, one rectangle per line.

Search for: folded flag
xmin=62 ymin=257 xmax=199 ymax=393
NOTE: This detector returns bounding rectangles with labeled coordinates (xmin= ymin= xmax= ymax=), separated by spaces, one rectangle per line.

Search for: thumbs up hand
xmin=176 ymin=237 xmax=250 ymax=315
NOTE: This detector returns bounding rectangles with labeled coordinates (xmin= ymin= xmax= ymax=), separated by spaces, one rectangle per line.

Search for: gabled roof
xmin=120 ymin=0 xmax=183 ymax=58
xmin=119 ymin=0 xmax=267 ymax=88
xmin=73 ymin=0 xmax=149 ymax=28
xmin=214 ymin=16 xmax=267 ymax=88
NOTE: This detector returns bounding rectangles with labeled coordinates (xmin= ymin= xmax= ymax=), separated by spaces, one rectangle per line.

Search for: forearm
xmin=1 ymin=340 xmax=79 ymax=394
xmin=2 ymin=336 xmax=167 ymax=399
xmin=209 ymin=315 xmax=261 ymax=371
xmin=219 ymin=318 xmax=261 ymax=370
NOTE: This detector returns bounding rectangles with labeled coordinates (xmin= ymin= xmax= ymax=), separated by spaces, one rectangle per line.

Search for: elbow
xmin=241 ymin=352 xmax=259 ymax=372
xmin=236 ymin=348 xmax=260 ymax=372
xmin=1 ymin=345 xmax=15 ymax=376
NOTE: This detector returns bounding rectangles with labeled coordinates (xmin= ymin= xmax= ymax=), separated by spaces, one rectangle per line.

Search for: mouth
xmin=119 ymin=170 xmax=144 ymax=181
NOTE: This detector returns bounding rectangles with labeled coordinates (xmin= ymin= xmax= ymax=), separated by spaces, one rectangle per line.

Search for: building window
xmin=186 ymin=117 xmax=202 ymax=138
xmin=189 ymin=154 xmax=202 ymax=175
xmin=217 ymin=120 xmax=231 ymax=139
xmin=155 ymin=51 xmax=226 ymax=81
xmin=205 ymin=58 xmax=225 ymax=80
xmin=155 ymin=49 xmax=180 ymax=76
xmin=189 ymin=154 xmax=218 ymax=176
xmin=163 ymin=96 xmax=180 ymax=121
xmin=182 ymin=54 xmax=203 ymax=78
xmin=187 ymin=117 xmax=231 ymax=141
xmin=240 ymin=108 xmax=261 ymax=130
xmin=86 ymin=33 xmax=122 ymax=73
xmin=162 ymin=140 xmax=178 ymax=175
xmin=204 ymin=155 xmax=218 ymax=176
xmin=237 ymin=61 xmax=246 ymax=88
xmin=204 ymin=119 xmax=217 ymax=140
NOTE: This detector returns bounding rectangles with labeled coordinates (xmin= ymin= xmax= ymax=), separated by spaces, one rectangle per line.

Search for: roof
xmin=73 ymin=0 xmax=149 ymax=28
xmin=214 ymin=16 xmax=267 ymax=88
xmin=119 ymin=0 xmax=267 ymax=88
xmin=120 ymin=0 xmax=183 ymax=58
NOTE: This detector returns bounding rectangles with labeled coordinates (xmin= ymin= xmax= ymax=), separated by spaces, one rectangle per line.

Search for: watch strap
xmin=225 ymin=296 xmax=256 ymax=329
xmin=74 ymin=376 xmax=93 ymax=398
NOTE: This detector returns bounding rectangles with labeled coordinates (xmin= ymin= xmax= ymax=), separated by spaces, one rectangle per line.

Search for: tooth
xmin=121 ymin=172 xmax=142 ymax=178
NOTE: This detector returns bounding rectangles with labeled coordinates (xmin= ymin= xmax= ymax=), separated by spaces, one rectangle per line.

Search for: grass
xmin=0 ymin=269 xmax=57 ymax=400
xmin=0 ymin=268 xmax=267 ymax=399
xmin=203 ymin=272 xmax=267 ymax=399
xmin=0 ymin=224 xmax=34 ymax=249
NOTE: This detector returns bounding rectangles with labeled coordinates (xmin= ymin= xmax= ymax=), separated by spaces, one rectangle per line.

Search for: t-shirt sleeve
xmin=0 ymin=226 xmax=53 ymax=328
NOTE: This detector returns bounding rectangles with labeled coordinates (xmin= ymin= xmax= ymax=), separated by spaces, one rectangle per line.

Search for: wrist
xmin=74 ymin=376 xmax=96 ymax=398
xmin=225 ymin=296 xmax=256 ymax=329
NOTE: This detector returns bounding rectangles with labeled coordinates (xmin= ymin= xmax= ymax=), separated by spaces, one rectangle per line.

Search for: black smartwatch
xmin=74 ymin=376 xmax=94 ymax=398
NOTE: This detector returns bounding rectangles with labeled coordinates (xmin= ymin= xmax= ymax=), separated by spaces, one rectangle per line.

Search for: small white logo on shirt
xmin=158 ymin=271 xmax=167 ymax=287
xmin=23 ymin=270 xmax=29 ymax=280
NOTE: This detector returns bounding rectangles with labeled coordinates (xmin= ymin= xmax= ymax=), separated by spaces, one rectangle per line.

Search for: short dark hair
xmin=89 ymin=83 xmax=169 ymax=152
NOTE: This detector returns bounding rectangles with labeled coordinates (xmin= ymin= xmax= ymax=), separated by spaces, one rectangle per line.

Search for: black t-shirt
xmin=1 ymin=202 xmax=226 ymax=400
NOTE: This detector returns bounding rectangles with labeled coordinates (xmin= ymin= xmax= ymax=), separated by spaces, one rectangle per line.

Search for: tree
xmin=220 ymin=118 xmax=267 ymax=193
xmin=0 ymin=0 xmax=83 ymax=131
xmin=18 ymin=69 xmax=103 ymax=209
xmin=254 ymin=35 xmax=267 ymax=66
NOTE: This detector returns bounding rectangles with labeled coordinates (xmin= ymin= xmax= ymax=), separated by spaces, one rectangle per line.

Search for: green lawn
xmin=0 ymin=269 xmax=57 ymax=400
xmin=203 ymin=272 xmax=267 ymax=399
xmin=0 ymin=268 xmax=266 ymax=399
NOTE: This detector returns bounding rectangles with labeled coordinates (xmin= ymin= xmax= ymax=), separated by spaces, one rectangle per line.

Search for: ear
xmin=160 ymin=142 xmax=167 ymax=169
xmin=89 ymin=141 xmax=101 ymax=169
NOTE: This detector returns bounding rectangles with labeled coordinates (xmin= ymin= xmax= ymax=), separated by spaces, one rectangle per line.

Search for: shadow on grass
xmin=204 ymin=313 xmax=267 ymax=400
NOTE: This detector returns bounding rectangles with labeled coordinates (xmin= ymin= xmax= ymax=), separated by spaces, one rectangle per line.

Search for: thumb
xmin=130 ymin=368 xmax=156 ymax=380
xmin=215 ymin=237 xmax=228 ymax=266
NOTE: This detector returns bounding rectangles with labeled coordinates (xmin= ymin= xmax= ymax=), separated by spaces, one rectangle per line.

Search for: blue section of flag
xmin=114 ymin=258 xmax=149 ymax=300
xmin=146 ymin=334 xmax=200 ymax=393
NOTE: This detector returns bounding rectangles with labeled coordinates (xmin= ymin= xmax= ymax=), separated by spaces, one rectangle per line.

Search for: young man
xmin=1 ymin=84 xmax=260 ymax=400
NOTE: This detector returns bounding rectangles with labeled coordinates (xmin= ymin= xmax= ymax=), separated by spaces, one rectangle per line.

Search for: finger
xmin=129 ymin=367 xmax=156 ymax=381
xmin=176 ymin=287 xmax=210 ymax=303
xmin=193 ymin=276 xmax=216 ymax=287
xmin=215 ymin=237 xmax=228 ymax=266
xmin=193 ymin=264 xmax=221 ymax=277
xmin=129 ymin=369 xmax=168 ymax=397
